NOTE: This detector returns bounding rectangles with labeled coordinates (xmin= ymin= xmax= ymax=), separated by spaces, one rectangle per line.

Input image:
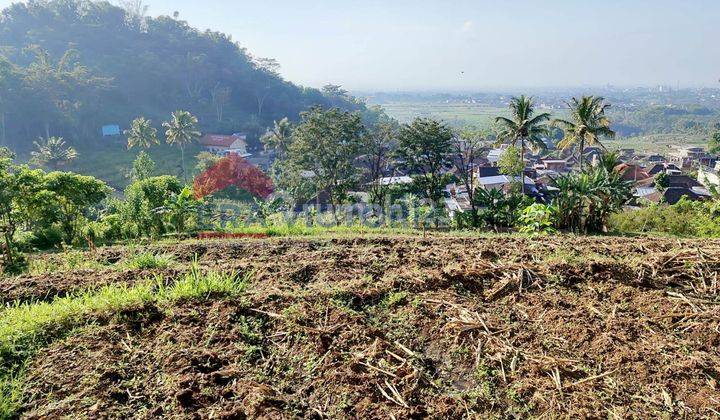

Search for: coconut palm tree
xmin=30 ymin=136 xmax=78 ymax=170
xmin=552 ymin=96 xmax=616 ymax=171
xmin=125 ymin=117 xmax=159 ymax=150
xmin=261 ymin=117 xmax=292 ymax=158
xmin=163 ymin=110 xmax=200 ymax=181
xmin=495 ymin=96 xmax=550 ymax=194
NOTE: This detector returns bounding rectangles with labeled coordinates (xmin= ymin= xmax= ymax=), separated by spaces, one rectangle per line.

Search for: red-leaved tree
xmin=193 ymin=154 xmax=274 ymax=199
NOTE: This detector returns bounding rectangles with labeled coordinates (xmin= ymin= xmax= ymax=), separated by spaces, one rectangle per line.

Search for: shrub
xmin=518 ymin=204 xmax=557 ymax=234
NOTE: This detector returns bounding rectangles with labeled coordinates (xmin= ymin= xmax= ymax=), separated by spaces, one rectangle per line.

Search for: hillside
xmin=2 ymin=235 xmax=719 ymax=417
xmin=0 ymin=0 xmax=366 ymax=154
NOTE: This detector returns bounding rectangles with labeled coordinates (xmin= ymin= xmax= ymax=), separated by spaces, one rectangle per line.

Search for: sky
xmin=2 ymin=0 xmax=719 ymax=91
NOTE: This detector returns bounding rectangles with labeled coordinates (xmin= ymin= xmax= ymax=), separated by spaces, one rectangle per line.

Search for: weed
xmin=123 ymin=252 xmax=175 ymax=270
xmin=0 ymin=268 xmax=250 ymax=418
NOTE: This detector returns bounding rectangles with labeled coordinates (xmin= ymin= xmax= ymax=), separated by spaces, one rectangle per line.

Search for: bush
xmin=608 ymin=197 xmax=720 ymax=237
xmin=518 ymin=204 xmax=557 ymax=234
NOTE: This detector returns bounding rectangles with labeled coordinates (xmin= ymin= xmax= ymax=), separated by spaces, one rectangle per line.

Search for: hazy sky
xmin=2 ymin=0 xmax=719 ymax=90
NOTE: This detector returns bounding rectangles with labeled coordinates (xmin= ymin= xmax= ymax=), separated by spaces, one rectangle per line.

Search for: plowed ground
xmin=3 ymin=235 xmax=720 ymax=418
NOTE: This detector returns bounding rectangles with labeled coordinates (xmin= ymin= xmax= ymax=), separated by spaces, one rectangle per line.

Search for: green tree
xmin=498 ymin=145 xmax=525 ymax=189
xmin=550 ymin=153 xmax=632 ymax=233
xmin=0 ymin=149 xmax=22 ymax=266
xmin=30 ymin=136 xmax=78 ymax=170
xmin=194 ymin=151 xmax=221 ymax=174
xmin=395 ymin=118 xmax=454 ymax=203
xmin=121 ymin=175 xmax=182 ymax=237
xmin=553 ymin=96 xmax=616 ymax=171
xmin=284 ymin=107 xmax=366 ymax=225
xmin=654 ymin=172 xmax=670 ymax=191
xmin=156 ymin=186 xmax=203 ymax=234
xmin=363 ymin=119 xmax=398 ymax=208
xmin=261 ymin=117 xmax=293 ymax=159
xmin=131 ymin=151 xmax=155 ymax=181
xmin=163 ymin=110 xmax=201 ymax=182
xmin=42 ymin=172 xmax=110 ymax=244
xmin=708 ymin=131 xmax=720 ymax=154
xmin=495 ymin=96 xmax=550 ymax=194
xmin=451 ymin=127 xmax=487 ymax=227
xmin=125 ymin=117 xmax=159 ymax=150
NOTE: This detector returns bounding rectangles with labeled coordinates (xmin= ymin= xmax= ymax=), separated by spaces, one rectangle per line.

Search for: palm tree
xmin=163 ymin=110 xmax=201 ymax=181
xmin=30 ymin=136 xmax=78 ymax=170
xmin=261 ymin=117 xmax=292 ymax=158
xmin=552 ymin=96 xmax=616 ymax=172
xmin=125 ymin=117 xmax=159 ymax=150
xmin=495 ymin=96 xmax=550 ymax=194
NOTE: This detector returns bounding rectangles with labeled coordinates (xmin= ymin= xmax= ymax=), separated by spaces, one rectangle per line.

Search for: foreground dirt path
xmin=7 ymin=235 xmax=720 ymax=418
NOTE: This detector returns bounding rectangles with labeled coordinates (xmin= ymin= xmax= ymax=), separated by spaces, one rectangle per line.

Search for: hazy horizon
xmin=1 ymin=0 xmax=718 ymax=91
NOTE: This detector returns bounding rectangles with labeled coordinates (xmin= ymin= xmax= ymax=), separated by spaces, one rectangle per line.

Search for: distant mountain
xmin=0 ymin=0 xmax=366 ymax=152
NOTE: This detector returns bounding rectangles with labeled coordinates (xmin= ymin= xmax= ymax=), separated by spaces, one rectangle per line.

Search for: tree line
xmin=0 ymin=0 xmax=366 ymax=152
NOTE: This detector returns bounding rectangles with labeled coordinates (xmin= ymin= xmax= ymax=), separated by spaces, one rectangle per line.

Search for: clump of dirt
xmin=8 ymin=235 xmax=720 ymax=418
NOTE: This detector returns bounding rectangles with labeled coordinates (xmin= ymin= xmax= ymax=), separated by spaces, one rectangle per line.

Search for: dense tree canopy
xmin=0 ymin=0 xmax=366 ymax=152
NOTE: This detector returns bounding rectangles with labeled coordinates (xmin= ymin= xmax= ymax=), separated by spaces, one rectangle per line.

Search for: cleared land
xmin=2 ymin=235 xmax=720 ymax=418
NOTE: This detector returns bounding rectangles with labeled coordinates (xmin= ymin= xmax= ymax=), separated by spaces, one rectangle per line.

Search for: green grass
xmin=124 ymin=251 xmax=175 ymax=270
xmin=64 ymin=140 xmax=202 ymax=192
xmin=0 ymin=265 xmax=250 ymax=418
xmin=27 ymin=250 xmax=109 ymax=275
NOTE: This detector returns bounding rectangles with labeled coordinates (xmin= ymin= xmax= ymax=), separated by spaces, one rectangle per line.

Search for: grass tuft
xmin=0 ymin=268 xmax=249 ymax=418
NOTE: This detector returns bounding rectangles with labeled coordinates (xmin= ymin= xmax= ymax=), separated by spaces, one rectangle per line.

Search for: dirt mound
xmin=6 ymin=235 xmax=720 ymax=418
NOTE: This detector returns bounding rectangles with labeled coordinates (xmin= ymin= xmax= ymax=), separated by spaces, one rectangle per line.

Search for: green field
xmin=374 ymin=101 xmax=568 ymax=128
xmin=375 ymin=100 xmax=706 ymax=154
xmin=64 ymin=139 xmax=202 ymax=192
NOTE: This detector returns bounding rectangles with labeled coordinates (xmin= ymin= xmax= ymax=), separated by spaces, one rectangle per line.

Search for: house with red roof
xmin=200 ymin=133 xmax=248 ymax=155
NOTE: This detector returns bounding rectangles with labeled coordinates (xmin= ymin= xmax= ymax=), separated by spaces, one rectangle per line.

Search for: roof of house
xmin=616 ymin=163 xmax=651 ymax=181
xmin=377 ymin=176 xmax=413 ymax=186
xmin=645 ymin=187 xmax=707 ymax=205
xmin=476 ymin=166 xmax=501 ymax=178
xmin=637 ymin=174 xmax=702 ymax=189
xmin=200 ymin=134 xmax=246 ymax=147
xmin=478 ymin=175 xmax=534 ymax=186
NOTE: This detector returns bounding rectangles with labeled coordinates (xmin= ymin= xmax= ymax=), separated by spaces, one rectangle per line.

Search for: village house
xmin=536 ymin=158 xmax=569 ymax=172
xmin=634 ymin=174 xmax=710 ymax=204
xmin=615 ymin=163 xmax=651 ymax=182
xmin=646 ymin=163 xmax=682 ymax=176
xmin=200 ymin=133 xmax=249 ymax=156
xmin=698 ymin=163 xmax=720 ymax=188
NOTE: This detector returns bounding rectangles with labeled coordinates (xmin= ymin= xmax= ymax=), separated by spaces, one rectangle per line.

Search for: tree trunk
xmin=520 ymin=139 xmax=526 ymax=195
xmin=180 ymin=145 xmax=186 ymax=182
xmin=579 ymin=138 xmax=585 ymax=172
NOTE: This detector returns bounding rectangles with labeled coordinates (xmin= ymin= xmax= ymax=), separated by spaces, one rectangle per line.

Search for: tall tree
xmin=451 ymin=128 xmax=488 ymax=227
xmin=362 ymin=120 xmax=398 ymax=208
xmin=495 ymin=96 xmax=550 ymax=194
xmin=125 ymin=117 xmax=159 ymax=150
xmin=163 ymin=110 xmax=201 ymax=182
xmin=30 ymin=136 xmax=78 ymax=170
xmin=395 ymin=118 xmax=454 ymax=203
xmin=284 ymin=107 xmax=366 ymax=225
xmin=261 ymin=118 xmax=293 ymax=159
xmin=553 ymin=96 xmax=616 ymax=171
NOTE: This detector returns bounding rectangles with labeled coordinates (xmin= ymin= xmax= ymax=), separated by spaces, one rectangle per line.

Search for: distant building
xmin=102 ymin=124 xmax=121 ymax=137
xmin=615 ymin=163 xmax=650 ymax=182
xmin=698 ymin=165 xmax=720 ymax=187
xmin=537 ymin=159 xmax=569 ymax=172
xmin=375 ymin=176 xmax=413 ymax=186
xmin=477 ymin=174 xmax=537 ymax=194
xmin=200 ymin=133 xmax=248 ymax=155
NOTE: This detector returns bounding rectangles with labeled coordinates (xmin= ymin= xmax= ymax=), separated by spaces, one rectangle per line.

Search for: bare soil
xmin=4 ymin=235 xmax=720 ymax=418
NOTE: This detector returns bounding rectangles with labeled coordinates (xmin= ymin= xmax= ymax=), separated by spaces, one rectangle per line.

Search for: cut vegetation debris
xmin=1 ymin=235 xmax=720 ymax=418
xmin=0 ymin=266 xmax=249 ymax=418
